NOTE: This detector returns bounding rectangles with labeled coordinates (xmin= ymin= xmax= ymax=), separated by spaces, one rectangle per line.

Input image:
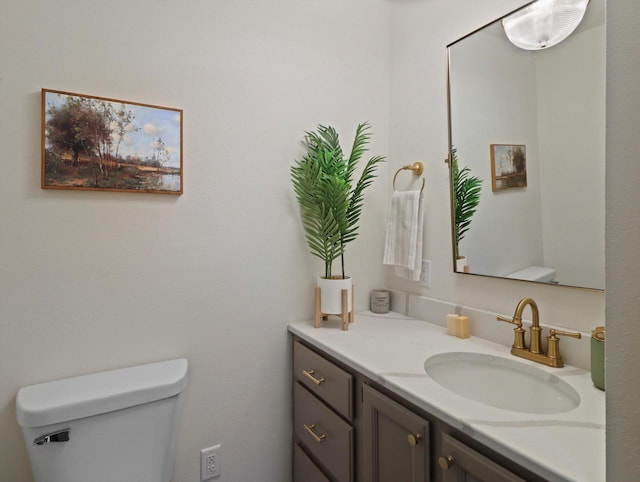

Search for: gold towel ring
xmin=393 ymin=162 xmax=425 ymax=193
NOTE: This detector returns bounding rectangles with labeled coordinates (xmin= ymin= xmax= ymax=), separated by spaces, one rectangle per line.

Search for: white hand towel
xmin=383 ymin=190 xmax=424 ymax=281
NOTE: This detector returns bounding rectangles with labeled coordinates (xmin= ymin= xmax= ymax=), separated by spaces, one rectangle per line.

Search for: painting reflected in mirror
xmin=490 ymin=144 xmax=527 ymax=191
xmin=447 ymin=0 xmax=605 ymax=290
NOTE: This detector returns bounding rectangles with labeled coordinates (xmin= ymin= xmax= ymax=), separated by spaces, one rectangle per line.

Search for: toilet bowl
xmin=16 ymin=358 xmax=188 ymax=482
xmin=506 ymin=266 xmax=556 ymax=283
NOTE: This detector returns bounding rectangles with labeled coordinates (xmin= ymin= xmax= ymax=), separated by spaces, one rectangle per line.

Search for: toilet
xmin=16 ymin=358 xmax=188 ymax=482
xmin=506 ymin=266 xmax=556 ymax=283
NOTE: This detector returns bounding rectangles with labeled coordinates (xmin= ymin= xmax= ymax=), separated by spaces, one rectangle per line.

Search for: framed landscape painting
xmin=490 ymin=144 xmax=527 ymax=191
xmin=42 ymin=89 xmax=183 ymax=194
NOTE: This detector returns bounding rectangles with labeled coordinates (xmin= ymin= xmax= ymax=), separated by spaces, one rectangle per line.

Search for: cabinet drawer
xmin=294 ymin=383 xmax=354 ymax=482
xmin=293 ymin=341 xmax=353 ymax=420
xmin=293 ymin=443 xmax=331 ymax=482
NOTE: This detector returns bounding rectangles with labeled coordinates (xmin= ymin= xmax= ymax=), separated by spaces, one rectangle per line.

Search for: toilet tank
xmin=506 ymin=266 xmax=556 ymax=283
xmin=16 ymin=358 xmax=188 ymax=482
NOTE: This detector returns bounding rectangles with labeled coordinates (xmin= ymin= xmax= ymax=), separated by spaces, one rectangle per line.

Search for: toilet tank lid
xmin=16 ymin=358 xmax=188 ymax=428
xmin=506 ymin=266 xmax=556 ymax=280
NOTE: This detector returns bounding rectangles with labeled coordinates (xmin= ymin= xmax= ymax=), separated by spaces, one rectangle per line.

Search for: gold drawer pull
xmin=407 ymin=433 xmax=422 ymax=446
xmin=303 ymin=423 xmax=326 ymax=444
xmin=302 ymin=369 xmax=325 ymax=385
xmin=439 ymin=455 xmax=455 ymax=470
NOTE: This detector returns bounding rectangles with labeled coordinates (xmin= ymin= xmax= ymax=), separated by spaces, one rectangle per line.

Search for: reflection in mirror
xmin=447 ymin=0 xmax=605 ymax=290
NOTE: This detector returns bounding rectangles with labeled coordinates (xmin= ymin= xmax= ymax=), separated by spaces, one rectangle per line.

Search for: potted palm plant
xmin=451 ymin=147 xmax=482 ymax=272
xmin=291 ymin=122 xmax=384 ymax=324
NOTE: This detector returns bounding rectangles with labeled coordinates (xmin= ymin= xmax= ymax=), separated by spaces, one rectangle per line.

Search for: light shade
xmin=502 ymin=0 xmax=590 ymax=50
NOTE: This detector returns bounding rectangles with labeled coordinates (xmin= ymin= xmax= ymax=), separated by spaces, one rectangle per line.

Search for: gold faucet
xmin=497 ymin=297 xmax=581 ymax=368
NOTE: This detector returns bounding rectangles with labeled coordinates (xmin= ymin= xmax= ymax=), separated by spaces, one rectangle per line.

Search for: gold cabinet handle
xmin=303 ymin=423 xmax=326 ymax=444
xmin=302 ymin=369 xmax=325 ymax=385
xmin=407 ymin=433 xmax=422 ymax=446
xmin=439 ymin=455 xmax=455 ymax=470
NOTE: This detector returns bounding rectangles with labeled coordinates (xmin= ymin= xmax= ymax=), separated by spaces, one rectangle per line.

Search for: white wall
xmin=537 ymin=24 xmax=606 ymax=289
xmin=606 ymin=1 xmax=640 ymax=479
xmin=0 ymin=1 xmax=390 ymax=481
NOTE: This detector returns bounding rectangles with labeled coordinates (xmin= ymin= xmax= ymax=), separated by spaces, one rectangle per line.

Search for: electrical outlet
xmin=201 ymin=444 xmax=221 ymax=481
xmin=419 ymin=259 xmax=431 ymax=288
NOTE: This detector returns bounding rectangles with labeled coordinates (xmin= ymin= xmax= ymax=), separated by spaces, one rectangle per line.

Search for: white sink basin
xmin=424 ymin=352 xmax=580 ymax=414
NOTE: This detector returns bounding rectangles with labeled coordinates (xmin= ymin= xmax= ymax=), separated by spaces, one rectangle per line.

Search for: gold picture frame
xmin=42 ymin=89 xmax=183 ymax=194
xmin=490 ymin=144 xmax=527 ymax=192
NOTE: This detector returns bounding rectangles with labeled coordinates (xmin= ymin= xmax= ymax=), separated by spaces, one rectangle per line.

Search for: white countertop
xmin=288 ymin=311 xmax=605 ymax=482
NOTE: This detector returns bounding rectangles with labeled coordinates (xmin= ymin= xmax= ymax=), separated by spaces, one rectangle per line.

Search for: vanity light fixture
xmin=502 ymin=0 xmax=590 ymax=50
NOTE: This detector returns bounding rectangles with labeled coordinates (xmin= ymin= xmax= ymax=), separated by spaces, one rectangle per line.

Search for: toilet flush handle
xmin=33 ymin=428 xmax=70 ymax=445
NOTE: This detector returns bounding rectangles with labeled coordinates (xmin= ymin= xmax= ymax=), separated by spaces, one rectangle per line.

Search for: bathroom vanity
xmin=289 ymin=312 xmax=605 ymax=482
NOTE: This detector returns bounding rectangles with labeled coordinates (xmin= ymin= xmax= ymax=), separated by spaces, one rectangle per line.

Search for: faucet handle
xmin=496 ymin=315 xmax=526 ymax=349
xmin=497 ymin=314 xmax=522 ymax=327
xmin=546 ymin=329 xmax=582 ymax=367
xmin=550 ymin=329 xmax=582 ymax=340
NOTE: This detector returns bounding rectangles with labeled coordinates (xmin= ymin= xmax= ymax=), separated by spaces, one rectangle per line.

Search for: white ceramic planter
xmin=317 ymin=276 xmax=352 ymax=315
xmin=456 ymin=256 xmax=469 ymax=273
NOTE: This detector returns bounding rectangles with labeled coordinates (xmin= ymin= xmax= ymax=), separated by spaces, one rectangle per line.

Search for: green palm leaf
xmin=452 ymin=147 xmax=483 ymax=256
xmin=291 ymin=122 xmax=385 ymax=278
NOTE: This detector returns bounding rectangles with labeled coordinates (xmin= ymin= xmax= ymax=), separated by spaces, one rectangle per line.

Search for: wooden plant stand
xmin=314 ymin=286 xmax=355 ymax=331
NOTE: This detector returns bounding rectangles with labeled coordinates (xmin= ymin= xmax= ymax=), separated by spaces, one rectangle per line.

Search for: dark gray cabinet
xmin=361 ymin=384 xmax=430 ymax=482
xmin=291 ymin=338 xmax=542 ymax=482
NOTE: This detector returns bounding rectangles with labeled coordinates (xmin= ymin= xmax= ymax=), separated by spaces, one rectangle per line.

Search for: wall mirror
xmin=447 ymin=0 xmax=605 ymax=290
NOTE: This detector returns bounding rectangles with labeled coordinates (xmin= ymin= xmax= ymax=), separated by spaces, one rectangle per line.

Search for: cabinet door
xmin=439 ymin=433 xmax=526 ymax=482
xmin=362 ymin=384 xmax=430 ymax=482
